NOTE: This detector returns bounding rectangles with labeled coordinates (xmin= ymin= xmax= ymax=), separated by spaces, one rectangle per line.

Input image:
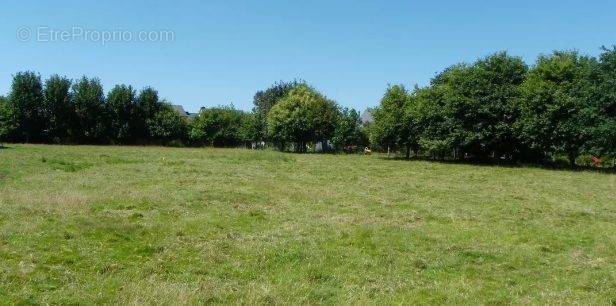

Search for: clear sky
xmin=1 ymin=0 xmax=615 ymax=112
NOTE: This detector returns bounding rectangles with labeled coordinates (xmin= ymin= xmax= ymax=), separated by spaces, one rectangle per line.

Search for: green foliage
xmin=267 ymin=84 xmax=338 ymax=152
xmin=588 ymin=47 xmax=616 ymax=158
xmin=461 ymin=52 xmax=528 ymax=159
xmin=253 ymin=80 xmax=302 ymax=141
xmin=106 ymin=84 xmax=138 ymax=144
xmin=147 ymin=103 xmax=188 ymax=144
xmin=0 ymin=96 xmax=16 ymax=144
xmin=371 ymin=85 xmax=415 ymax=157
xmin=411 ymin=85 xmax=455 ymax=158
xmin=237 ymin=112 xmax=260 ymax=145
xmin=137 ymin=87 xmax=162 ymax=141
xmin=418 ymin=138 xmax=454 ymax=159
xmin=410 ymin=53 xmax=529 ymax=160
xmin=71 ymin=77 xmax=107 ymax=143
xmin=138 ymin=87 xmax=162 ymax=119
xmin=332 ymin=107 xmax=368 ymax=151
xmin=190 ymin=106 xmax=249 ymax=147
xmin=516 ymin=51 xmax=597 ymax=165
xmin=43 ymin=75 xmax=72 ymax=142
xmin=8 ymin=71 xmax=46 ymax=142
xmin=396 ymin=51 xmax=609 ymax=166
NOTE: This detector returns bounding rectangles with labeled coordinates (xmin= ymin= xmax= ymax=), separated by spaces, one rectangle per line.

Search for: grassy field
xmin=0 ymin=144 xmax=614 ymax=304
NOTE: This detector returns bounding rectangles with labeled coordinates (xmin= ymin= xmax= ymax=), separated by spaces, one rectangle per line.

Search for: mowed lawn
xmin=0 ymin=144 xmax=614 ymax=305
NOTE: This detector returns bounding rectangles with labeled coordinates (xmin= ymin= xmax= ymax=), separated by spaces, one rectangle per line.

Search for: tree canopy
xmin=106 ymin=84 xmax=138 ymax=144
xmin=147 ymin=102 xmax=188 ymax=144
xmin=71 ymin=77 xmax=107 ymax=143
xmin=44 ymin=75 xmax=73 ymax=142
xmin=589 ymin=47 xmax=616 ymax=159
xmin=0 ymin=96 xmax=16 ymax=145
xmin=267 ymin=84 xmax=338 ymax=152
xmin=252 ymin=80 xmax=302 ymax=142
xmin=190 ymin=106 xmax=250 ymax=147
xmin=8 ymin=71 xmax=45 ymax=142
xmin=516 ymin=51 xmax=597 ymax=165
xmin=331 ymin=107 xmax=368 ymax=151
xmin=412 ymin=53 xmax=529 ymax=160
xmin=371 ymin=85 xmax=416 ymax=157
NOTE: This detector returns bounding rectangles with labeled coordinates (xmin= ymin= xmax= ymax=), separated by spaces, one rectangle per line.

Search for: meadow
xmin=0 ymin=144 xmax=614 ymax=304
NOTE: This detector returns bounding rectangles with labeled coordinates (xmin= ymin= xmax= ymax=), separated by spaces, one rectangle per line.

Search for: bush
xmin=147 ymin=104 xmax=188 ymax=145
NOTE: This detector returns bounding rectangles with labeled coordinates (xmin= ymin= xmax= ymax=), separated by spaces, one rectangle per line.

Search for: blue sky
xmin=1 ymin=0 xmax=614 ymax=112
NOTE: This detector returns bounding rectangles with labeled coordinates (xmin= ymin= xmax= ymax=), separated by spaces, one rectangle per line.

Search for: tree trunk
xmin=405 ymin=145 xmax=411 ymax=159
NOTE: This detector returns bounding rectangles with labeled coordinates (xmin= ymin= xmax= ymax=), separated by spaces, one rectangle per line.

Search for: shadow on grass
xmin=375 ymin=155 xmax=616 ymax=174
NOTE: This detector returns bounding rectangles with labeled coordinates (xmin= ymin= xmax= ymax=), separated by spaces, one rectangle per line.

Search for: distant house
xmin=360 ymin=108 xmax=374 ymax=126
xmin=172 ymin=105 xmax=189 ymax=117
xmin=172 ymin=105 xmax=199 ymax=120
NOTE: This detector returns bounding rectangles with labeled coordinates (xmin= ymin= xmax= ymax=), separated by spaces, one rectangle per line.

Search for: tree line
xmin=0 ymin=46 xmax=614 ymax=167
xmin=0 ymin=74 xmax=188 ymax=146
xmin=370 ymin=48 xmax=616 ymax=166
xmin=0 ymin=75 xmax=367 ymax=151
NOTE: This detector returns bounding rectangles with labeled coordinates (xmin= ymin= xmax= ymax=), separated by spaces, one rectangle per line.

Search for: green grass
xmin=0 ymin=144 xmax=614 ymax=304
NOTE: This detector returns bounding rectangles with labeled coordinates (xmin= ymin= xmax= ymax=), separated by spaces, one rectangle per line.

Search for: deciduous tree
xmin=0 ymin=96 xmax=16 ymax=146
xmin=516 ymin=51 xmax=597 ymax=166
xmin=106 ymin=84 xmax=138 ymax=143
xmin=370 ymin=85 xmax=415 ymax=157
xmin=253 ymin=80 xmax=301 ymax=142
xmin=71 ymin=77 xmax=107 ymax=143
xmin=588 ymin=47 xmax=616 ymax=161
xmin=44 ymin=75 xmax=72 ymax=142
xmin=332 ymin=107 xmax=368 ymax=152
xmin=9 ymin=71 xmax=46 ymax=142
xmin=267 ymin=84 xmax=338 ymax=152
xmin=137 ymin=87 xmax=162 ymax=141
xmin=147 ymin=102 xmax=188 ymax=144
xmin=190 ymin=106 xmax=247 ymax=147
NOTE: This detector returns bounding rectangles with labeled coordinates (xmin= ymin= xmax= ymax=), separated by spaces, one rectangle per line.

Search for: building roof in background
xmin=172 ymin=104 xmax=200 ymax=120
xmin=360 ymin=108 xmax=374 ymax=125
xmin=172 ymin=105 xmax=188 ymax=117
